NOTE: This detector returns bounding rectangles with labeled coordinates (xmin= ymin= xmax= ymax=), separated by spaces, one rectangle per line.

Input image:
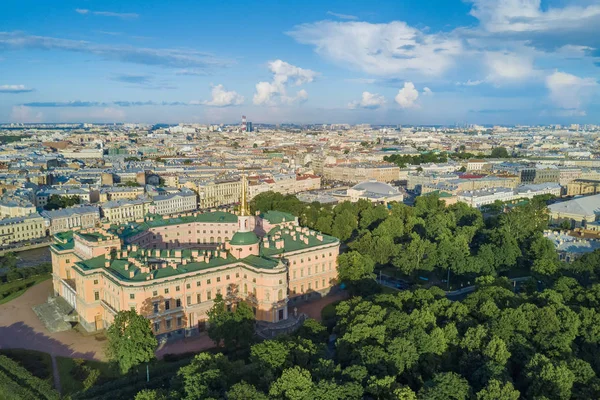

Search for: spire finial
xmin=240 ymin=173 xmax=249 ymax=216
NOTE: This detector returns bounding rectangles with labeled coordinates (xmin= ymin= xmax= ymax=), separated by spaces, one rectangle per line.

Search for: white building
xmin=341 ymin=181 xmax=404 ymax=203
xmin=457 ymin=187 xmax=515 ymax=208
xmin=149 ymin=189 xmax=197 ymax=215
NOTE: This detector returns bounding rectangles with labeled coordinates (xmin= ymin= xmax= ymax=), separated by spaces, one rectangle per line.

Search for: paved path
xmin=0 ymin=280 xmax=105 ymax=360
xmin=51 ymin=354 xmax=61 ymax=394
xmin=292 ymin=292 xmax=348 ymax=321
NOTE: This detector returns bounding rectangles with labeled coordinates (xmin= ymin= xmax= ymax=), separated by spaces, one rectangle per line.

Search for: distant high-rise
xmin=247 ymin=122 xmax=253 ymax=132
xmin=242 ymin=115 xmax=247 ymax=132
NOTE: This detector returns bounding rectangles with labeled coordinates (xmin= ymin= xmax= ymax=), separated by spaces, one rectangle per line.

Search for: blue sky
xmin=1 ymin=0 xmax=599 ymax=124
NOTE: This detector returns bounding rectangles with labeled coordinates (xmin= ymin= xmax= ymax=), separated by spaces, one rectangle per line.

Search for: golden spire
xmin=239 ymin=173 xmax=250 ymax=216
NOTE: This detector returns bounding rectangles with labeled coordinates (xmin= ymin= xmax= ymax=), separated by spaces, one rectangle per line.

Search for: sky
xmin=0 ymin=0 xmax=599 ymax=125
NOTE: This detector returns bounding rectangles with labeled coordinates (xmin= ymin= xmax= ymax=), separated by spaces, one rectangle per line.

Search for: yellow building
xmin=567 ymin=179 xmax=600 ymax=196
xmin=101 ymin=198 xmax=151 ymax=225
xmin=0 ymin=213 xmax=46 ymax=245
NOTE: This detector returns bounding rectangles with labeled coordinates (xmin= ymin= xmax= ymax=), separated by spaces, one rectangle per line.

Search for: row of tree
xmin=128 ymin=272 xmax=600 ymax=399
xmin=251 ymin=191 xmax=559 ymax=290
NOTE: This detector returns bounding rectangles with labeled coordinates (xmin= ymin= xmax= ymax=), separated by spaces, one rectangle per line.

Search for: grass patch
xmin=0 ymin=273 xmax=51 ymax=305
xmin=0 ymin=349 xmax=53 ymax=381
xmin=56 ymin=357 xmax=120 ymax=396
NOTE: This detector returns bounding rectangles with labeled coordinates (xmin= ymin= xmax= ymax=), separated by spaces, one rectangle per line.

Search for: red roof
xmin=459 ymin=174 xmax=486 ymax=179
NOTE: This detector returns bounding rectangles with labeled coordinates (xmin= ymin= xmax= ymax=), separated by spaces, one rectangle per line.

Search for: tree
xmin=207 ymin=294 xmax=255 ymax=353
xmin=529 ymin=234 xmax=561 ymax=276
xmin=44 ymin=194 xmax=81 ymax=210
xmin=491 ymin=147 xmax=510 ymax=158
xmin=106 ymin=310 xmax=157 ymax=374
xmin=269 ymin=366 xmax=313 ymax=400
xmin=134 ymin=389 xmax=168 ymax=400
xmin=419 ymin=372 xmax=471 ymax=400
xmin=337 ymin=251 xmax=375 ymax=284
xmin=476 ymin=380 xmax=520 ymax=400
xmin=227 ymin=381 xmax=268 ymax=400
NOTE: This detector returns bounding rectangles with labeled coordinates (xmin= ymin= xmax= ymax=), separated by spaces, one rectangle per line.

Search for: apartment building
xmin=248 ymin=174 xmax=321 ymax=199
xmin=322 ymin=163 xmax=400 ymax=183
xmin=194 ymin=179 xmax=242 ymax=209
xmin=101 ymin=198 xmax=151 ymax=225
xmin=0 ymin=196 xmax=36 ymax=218
xmin=41 ymin=206 xmax=101 ymax=235
xmin=0 ymin=213 xmax=46 ymax=245
xmin=566 ymin=179 xmax=600 ymax=196
xmin=98 ymin=186 xmax=145 ymax=202
xmin=149 ymin=189 xmax=197 ymax=215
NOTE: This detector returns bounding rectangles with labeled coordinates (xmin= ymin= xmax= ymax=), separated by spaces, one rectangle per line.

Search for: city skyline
xmin=1 ymin=0 xmax=600 ymax=124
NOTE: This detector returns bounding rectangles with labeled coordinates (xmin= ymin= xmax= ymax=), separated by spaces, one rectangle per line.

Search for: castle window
xmin=207 ymin=279 xmax=211 ymax=285
xmin=216 ymin=277 xmax=221 ymax=283
xmin=129 ymin=293 xmax=135 ymax=300
xmin=93 ymin=279 xmax=98 ymax=285
xmin=197 ymin=293 xmax=201 ymax=303
xmin=176 ymin=299 xmax=182 ymax=307
xmin=153 ymin=302 xmax=159 ymax=313
xmin=207 ymin=291 xmax=212 ymax=300
xmin=196 ymin=281 xmax=201 ymax=287
xmin=278 ymin=289 xmax=283 ymax=301
xmin=94 ymin=291 xmax=99 ymax=301
xmin=186 ymin=283 xmax=191 ymax=289
xmin=165 ymin=300 xmax=170 ymax=310
xmin=153 ymin=290 xmax=158 ymax=296
xmin=165 ymin=288 xmax=169 ymax=294
xmin=154 ymin=322 xmax=160 ymax=332
xmin=176 ymin=286 xmax=180 ymax=292
xmin=166 ymin=319 xmax=171 ymax=329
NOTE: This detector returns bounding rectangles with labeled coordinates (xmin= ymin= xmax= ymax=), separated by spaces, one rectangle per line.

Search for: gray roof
xmin=41 ymin=205 xmax=100 ymax=219
xmin=549 ymin=194 xmax=600 ymax=217
xmin=351 ymin=181 xmax=399 ymax=195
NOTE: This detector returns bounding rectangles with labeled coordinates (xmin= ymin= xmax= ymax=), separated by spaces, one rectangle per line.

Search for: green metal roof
xmin=111 ymin=211 xmax=239 ymax=240
xmin=229 ymin=231 xmax=260 ymax=245
xmin=260 ymin=210 xmax=296 ymax=224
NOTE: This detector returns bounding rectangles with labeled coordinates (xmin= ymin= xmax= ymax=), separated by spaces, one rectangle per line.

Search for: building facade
xmin=567 ymin=179 xmax=600 ymax=196
xmin=0 ymin=213 xmax=46 ymax=245
xmin=149 ymin=190 xmax=197 ymax=215
xmin=322 ymin=163 xmax=400 ymax=183
xmin=41 ymin=206 xmax=101 ymax=235
xmin=50 ymin=208 xmax=340 ymax=339
xmin=101 ymin=198 xmax=151 ymax=225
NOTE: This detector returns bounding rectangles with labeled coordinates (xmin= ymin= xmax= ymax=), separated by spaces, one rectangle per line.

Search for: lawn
xmin=56 ymin=357 xmax=120 ymax=396
xmin=0 ymin=273 xmax=51 ymax=305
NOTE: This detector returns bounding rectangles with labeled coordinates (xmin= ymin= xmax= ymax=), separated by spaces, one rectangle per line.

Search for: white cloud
xmin=75 ymin=9 xmax=139 ymax=19
xmin=456 ymin=79 xmax=485 ymax=86
xmin=348 ymin=92 xmax=386 ymax=109
xmin=545 ymin=71 xmax=597 ymax=111
xmin=253 ymin=60 xmax=317 ymax=105
xmin=201 ymin=84 xmax=244 ymax=107
xmin=0 ymin=32 xmax=231 ymax=70
xmin=468 ymin=0 xmax=600 ymax=34
xmin=10 ymin=106 xmax=43 ymax=122
xmin=326 ymin=11 xmax=358 ymax=20
xmin=484 ymin=51 xmax=536 ymax=83
xmin=288 ymin=21 xmax=463 ymax=77
xmin=395 ymin=82 xmax=419 ymax=108
xmin=423 ymin=87 xmax=433 ymax=96
xmin=0 ymin=84 xmax=34 ymax=93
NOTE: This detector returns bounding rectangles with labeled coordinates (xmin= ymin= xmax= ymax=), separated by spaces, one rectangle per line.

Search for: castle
xmin=50 ymin=178 xmax=340 ymax=339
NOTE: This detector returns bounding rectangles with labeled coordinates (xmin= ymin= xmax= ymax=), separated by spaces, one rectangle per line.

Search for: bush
xmin=0 ymin=355 xmax=59 ymax=400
